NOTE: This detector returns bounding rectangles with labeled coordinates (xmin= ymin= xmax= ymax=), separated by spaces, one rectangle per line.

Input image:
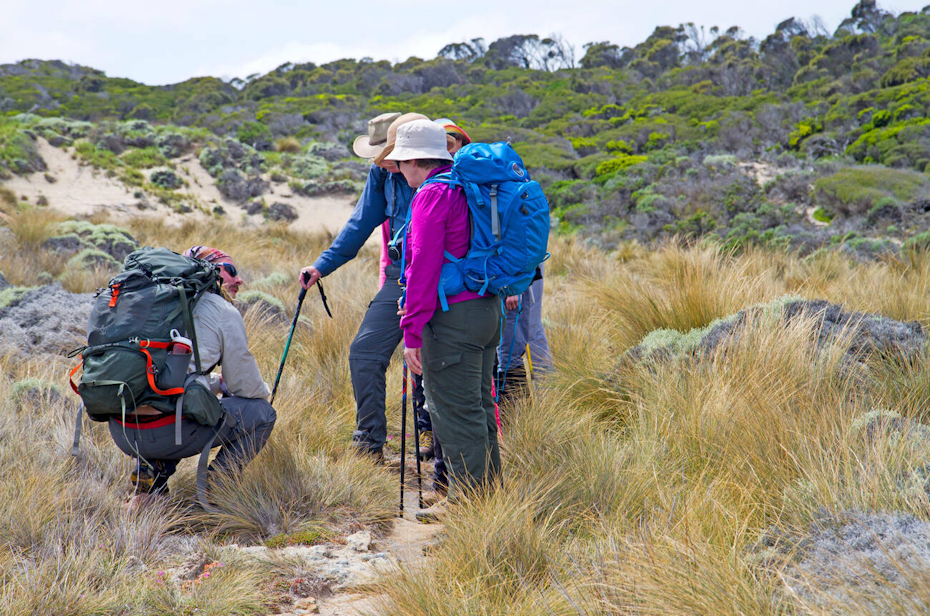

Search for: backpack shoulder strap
xmin=177 ymin=284 xmax=204 ymax=376
xmin=420 ymin=172 xmax=458 ymax=189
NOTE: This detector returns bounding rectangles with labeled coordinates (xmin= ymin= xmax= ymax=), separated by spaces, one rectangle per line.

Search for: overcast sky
xmin=2 ymin=0 xmax=927 ymax=85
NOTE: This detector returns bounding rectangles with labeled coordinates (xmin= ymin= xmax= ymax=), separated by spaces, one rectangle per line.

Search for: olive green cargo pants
xmin=421 ymin=295 xmax=502 ymax=497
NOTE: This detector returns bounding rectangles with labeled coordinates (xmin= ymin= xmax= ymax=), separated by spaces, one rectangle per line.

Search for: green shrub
xmin=121 ymin=147 xmax=167 ymax=169
xmin=150 ymin=169 xmax=182 ymax=190
xmin=253 ymin=272 xmax=291 ymax=288
xmin=74 ymin=140 xmax=121 ymax=171
xmin=288 ymin=154 xmax=328 ymax=180
xmin=879 ymin=57 xmax=930 ymax=87
xmin=0 ymin=120 xmax=43 ymax=177
xmin=788 ymin=119 xmax=823 ymax=150
xmin=511 ymin=142 xmax=576 ymax=172
xmin=119 ymin=167 xmax=145 ymax=187
xmin=812 ymin=207 xmax=833 ymax=223
xmin=66 ymin=249 xmax=119 ymax=270
xmin=904 ymin=231 xmax=930 ymax=252
xmin=236 ymin=290 xmax=286 ymax=313
xmin=0 ymin=286 xmax=30 ymax=309
xmin=237 ymin=121 xmax=271 ymax=146
xmin=8 ymin=378 xmax=62 ymax=407
xmin=595 ymin=154 xmax=648 ymax=178
xmin=52 ymin=221 xmax=138 ymax=258
xmin=263 ymin=527 xmax=333 ymax=548
xmin=872 ymin=109 xmax=892 ymax=128
xmin=703 ymin=154 xmax=737 ymax=167
xmin=814 ymin=166 xmax=930 ymax=216
xmin=644 ymin=131 xmax=669 ymax=151
xmin=606 ymin=139 xmax=633 ymax=154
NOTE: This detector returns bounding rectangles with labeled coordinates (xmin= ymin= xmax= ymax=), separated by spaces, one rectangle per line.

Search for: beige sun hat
xmin=352 ymin=112 xmax=402 ymax=158
xmin=384 ymin=120 xmax=454 ymax=162
xmin=372 ymin=112 xmax=430 ymax=165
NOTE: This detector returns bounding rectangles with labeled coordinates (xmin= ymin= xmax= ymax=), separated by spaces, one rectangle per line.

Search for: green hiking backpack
xmin=69 ymin=247 xmax=224 ymax=436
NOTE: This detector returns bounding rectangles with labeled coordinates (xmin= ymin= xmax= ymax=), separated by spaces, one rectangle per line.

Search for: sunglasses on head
xmin=218 ymin=262 xmax=238 ymax=278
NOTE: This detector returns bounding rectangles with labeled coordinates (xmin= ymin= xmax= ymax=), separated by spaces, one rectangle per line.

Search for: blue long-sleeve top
xmin=312 ymin=164 xmax=413 ymax=277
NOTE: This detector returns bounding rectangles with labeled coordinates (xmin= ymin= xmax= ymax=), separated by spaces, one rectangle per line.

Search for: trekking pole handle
xmin=300 ymin=271 xmax=310 ymax=301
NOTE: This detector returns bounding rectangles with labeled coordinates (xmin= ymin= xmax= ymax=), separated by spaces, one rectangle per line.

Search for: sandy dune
xmin=0 ymin=138 xmax=362 ymax=237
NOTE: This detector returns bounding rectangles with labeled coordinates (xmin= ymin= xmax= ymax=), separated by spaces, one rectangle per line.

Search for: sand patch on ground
xmin=0 ymin=138 xmax=182 ymax=224
xmin=1 ymin=138 xmax=362 ymax=237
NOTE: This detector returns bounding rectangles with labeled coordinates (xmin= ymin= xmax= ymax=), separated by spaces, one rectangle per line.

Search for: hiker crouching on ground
xmin=390 ymin=120 xmax=502 ymax=516
xmin=299 ymin=112 xmax=430 ymax=461
xmin=110 ymin=246 xmax=275 ymax=503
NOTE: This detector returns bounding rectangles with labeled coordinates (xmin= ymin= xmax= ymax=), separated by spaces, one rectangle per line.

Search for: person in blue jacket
xmin=300 ymin=112 xmax=425 ymax=459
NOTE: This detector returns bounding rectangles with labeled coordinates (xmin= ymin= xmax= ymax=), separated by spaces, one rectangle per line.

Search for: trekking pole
xmin=410 ymin=368 xmax=423 ymax=510
xmin=524 ymin=344 xmax=535 ymax=398
xmin=399 ymin=360 xmax=408 ymax=515
xmin=270 ymin=273 xmax=309 ymax=405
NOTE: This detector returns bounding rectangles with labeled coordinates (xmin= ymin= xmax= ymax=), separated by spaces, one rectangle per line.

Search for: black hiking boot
xmin=130 ymin=460 xmax=171 ymax=495
xmin=352 ymin=444 xmax=385 ymax=465
xmin=498 ymin=366 xmax=528 ymax=406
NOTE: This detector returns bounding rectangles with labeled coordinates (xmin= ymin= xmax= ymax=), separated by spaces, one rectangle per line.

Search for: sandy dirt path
xmin=0 ymin=138 xmax=360 ymax=236
xmin=317 ymin=481 xmax=441 ymax=616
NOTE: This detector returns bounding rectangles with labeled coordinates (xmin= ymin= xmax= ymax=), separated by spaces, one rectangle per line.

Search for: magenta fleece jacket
xmin=400 ymin=166 xmax=482 ymax=348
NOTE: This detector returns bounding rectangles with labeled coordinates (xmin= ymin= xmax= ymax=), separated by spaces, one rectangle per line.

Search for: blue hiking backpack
xmin=408 ymin=142 xmax=550 ymax=310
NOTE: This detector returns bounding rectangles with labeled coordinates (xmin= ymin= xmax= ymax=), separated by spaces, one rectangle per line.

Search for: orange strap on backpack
xmin=69 ymin=360 xmax=83 ymax=394
xmin=138 ymin=339 xmax=185 ymax=396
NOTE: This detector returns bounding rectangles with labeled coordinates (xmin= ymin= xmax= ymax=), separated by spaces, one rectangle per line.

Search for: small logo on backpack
xmin=511 ymin=162 xmax=525 ymax=178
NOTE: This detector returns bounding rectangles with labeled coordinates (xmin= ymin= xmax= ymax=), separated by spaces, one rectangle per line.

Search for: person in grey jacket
xmin=110 ymin=246 xmax=276 ymax=503
xmin=299 ymin=112 xmax=426 ymax=459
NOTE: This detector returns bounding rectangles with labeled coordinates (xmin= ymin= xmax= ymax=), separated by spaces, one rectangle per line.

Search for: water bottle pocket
xmin=157 ymin=349 xmax=191 ymax=391
xmin=156 ymin=329 xmax=192 ymax=391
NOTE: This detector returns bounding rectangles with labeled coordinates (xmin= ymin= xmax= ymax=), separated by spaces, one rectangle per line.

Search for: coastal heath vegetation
xmin=3 ymin=2 xmax=930 ymax=256
xmin=3 ymin=204 xmax=930 ymax=612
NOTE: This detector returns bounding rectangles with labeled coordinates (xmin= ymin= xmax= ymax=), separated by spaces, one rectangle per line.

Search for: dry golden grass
xmin=0 ymin=214 xmax=397 ymax=612
xmin=374 ymin=241 xmax=930 ymax=616
xmin=5 ymin=210 xmax=930 ymax=614
xmin=274 ymin=136 xmax=302 ymax=153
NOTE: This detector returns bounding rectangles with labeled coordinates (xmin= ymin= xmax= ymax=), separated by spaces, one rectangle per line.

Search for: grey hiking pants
xmin=349 ymin=267 xmax=404 ymax=453
xmin=498 ymin=276 xmax=553 ymax=375
xmin=421 ymin=295 xmax=502 ymax=497
xmin=108 ymin=396 xmax=276 ymax=481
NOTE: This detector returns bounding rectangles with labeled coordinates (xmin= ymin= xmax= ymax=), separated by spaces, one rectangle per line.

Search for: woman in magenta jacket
xmin=387 ymin=120 xmax=502 ymax=505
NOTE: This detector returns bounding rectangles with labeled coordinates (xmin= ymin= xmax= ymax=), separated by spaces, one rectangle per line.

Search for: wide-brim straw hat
xmin=352 ymin=112 xmax=402 ymax=158
xmin=372 ymin=112 xmax=431 ymax=165
xmin=384 ymin=120 xmax=454 ymax=162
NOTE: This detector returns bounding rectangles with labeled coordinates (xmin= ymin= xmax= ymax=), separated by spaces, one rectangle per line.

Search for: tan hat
xmin=385 ymin=120 xmax=454 ymax=162
xmin=372 ymin=112 xmax=431 ymax=165
xmin=352 ymin=112 xmax=402 ymax=158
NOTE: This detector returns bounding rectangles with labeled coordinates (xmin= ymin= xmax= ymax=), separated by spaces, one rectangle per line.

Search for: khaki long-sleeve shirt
xmin=189 ymin=292 xmax=270 ymax=400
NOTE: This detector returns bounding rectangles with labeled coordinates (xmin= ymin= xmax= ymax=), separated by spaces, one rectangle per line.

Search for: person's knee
xmin=348 ymin=336 xmax=367 ymax=360
xmin=228 ymin=398 xmax=277 ymax=435
xmin=257 ymin=400 xmax=277 ymax=430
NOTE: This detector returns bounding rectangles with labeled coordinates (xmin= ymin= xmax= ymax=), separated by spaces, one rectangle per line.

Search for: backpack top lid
xmin=453 ymin=142 xmax=530 ymax=185
xmin=123 ymin=247 xmax=214 ymax=281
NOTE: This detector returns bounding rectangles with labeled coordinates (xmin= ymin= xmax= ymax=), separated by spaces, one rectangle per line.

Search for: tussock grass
xmin=0 ymin=214 xmax=397 ymax=610
xmin=6 ymin=211 xmax=930 ymax=613
xmin=376 ymin=241 xmax=930 ymax=616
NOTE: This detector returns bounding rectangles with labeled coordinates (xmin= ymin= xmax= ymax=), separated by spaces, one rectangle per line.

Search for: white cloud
xmin=2 ymin=0 xmax=929 ymax=84
xmin=191 ymin=15 xmax=521 ymax=81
